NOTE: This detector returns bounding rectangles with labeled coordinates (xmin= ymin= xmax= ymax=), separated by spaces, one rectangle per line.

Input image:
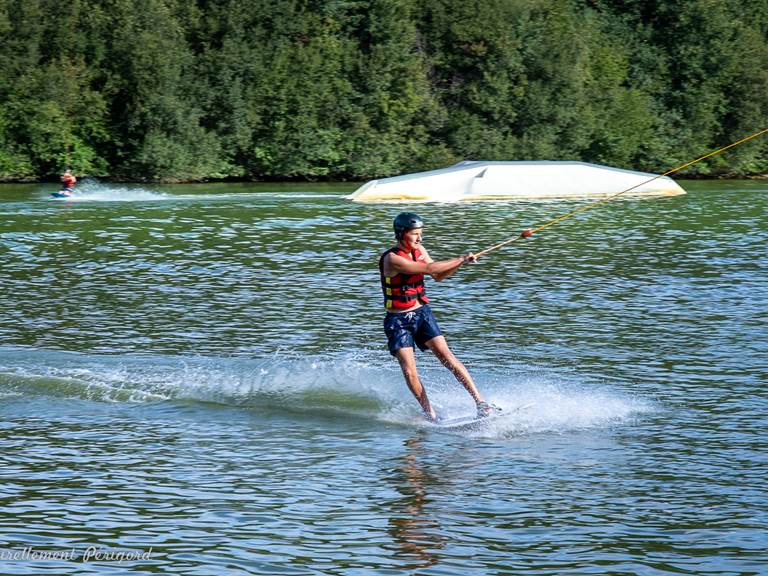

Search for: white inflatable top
xmin=347 ymin=161 xmax=685 ymax=203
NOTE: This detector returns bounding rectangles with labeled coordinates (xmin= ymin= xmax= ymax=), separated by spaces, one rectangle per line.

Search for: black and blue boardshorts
xmin=383 ymin=305 xmax=442 ymax=356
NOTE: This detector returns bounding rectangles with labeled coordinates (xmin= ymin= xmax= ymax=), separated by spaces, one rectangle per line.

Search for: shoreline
xmin=2 ymin=173 xmax=766 ymax=185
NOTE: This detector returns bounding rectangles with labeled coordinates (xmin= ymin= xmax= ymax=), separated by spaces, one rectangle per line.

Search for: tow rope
xmin=475 ymin=128 xmax=768 ymax=259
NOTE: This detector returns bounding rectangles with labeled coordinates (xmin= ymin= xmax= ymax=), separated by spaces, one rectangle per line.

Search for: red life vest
xmin=379 ymin=246 xmax=430 ymax=310
xmin=61 ymin=175 xmax=76 ymax=188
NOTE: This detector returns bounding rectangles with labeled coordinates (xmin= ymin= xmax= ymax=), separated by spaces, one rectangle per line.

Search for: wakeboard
xmin=51 ymin=191 xmax=73 ymax=199
xmin=430 ymin=403 xmax=534 ymax=431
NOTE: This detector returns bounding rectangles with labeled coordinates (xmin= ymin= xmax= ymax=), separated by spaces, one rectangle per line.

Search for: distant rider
xmin=60 ymin=170 xmax=76 ymax=192
xmin=379 ymin=212 xmax=498 ymax=423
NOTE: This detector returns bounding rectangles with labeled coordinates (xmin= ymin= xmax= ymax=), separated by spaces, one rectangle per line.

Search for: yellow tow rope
xmin=474 ymin=128 xmax=768 ymax=259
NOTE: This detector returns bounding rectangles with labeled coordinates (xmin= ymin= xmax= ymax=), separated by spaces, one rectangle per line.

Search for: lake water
xmin=0 ymin=179 xmax=766 ymax=575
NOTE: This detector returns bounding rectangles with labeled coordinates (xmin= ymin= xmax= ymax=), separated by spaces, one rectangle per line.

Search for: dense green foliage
xmin=0 ymin=0 xmax=766 ymax=181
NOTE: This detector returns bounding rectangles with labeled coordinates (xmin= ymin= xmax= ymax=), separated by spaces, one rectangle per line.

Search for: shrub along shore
xmin=1 ymin=0 xmax=766 ymax=183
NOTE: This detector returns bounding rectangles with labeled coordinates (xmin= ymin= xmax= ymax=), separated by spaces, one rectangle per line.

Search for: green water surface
xmin=0 ymin=178 xmax=766 ymax=575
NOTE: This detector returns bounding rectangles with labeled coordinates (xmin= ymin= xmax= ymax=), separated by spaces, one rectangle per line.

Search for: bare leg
xmin=425 ymin=336 xmax=485 ymax=405
xmin=394 ymin=347 xmax=436 ymax=421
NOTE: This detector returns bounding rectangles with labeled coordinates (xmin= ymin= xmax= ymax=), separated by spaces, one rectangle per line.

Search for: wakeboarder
xmin=59 ymin=169 xmax=76 ymax=195
xmin=379 ymin=212 xmax=499 ymax=423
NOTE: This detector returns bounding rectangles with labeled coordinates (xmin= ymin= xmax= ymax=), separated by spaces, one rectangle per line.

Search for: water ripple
xmin=0 ymin=181 xmax=766 ymax=574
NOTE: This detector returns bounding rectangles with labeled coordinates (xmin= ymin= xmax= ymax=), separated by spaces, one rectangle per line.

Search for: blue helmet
xmin=393 ymin=212 xmax=424 ymax=239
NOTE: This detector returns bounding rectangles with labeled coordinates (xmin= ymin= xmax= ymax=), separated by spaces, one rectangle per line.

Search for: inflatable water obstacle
xmin=346 ymin=161 xmax=686 ymax=203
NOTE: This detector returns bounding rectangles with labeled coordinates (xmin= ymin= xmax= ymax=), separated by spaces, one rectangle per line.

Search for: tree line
xmin=0 ymin=0 xmax=766 ymax=182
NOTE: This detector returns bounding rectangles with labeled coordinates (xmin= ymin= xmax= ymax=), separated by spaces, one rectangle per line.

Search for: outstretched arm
xmin=430 ymin=250 xmax=476 ymax=281
xmin=387 ymin=249 xmax=476 ymax=281
xmin=431 ymin=257 xmax=471 ymax=281
xmin=420 ymin=245 xmax=476 ymax=281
